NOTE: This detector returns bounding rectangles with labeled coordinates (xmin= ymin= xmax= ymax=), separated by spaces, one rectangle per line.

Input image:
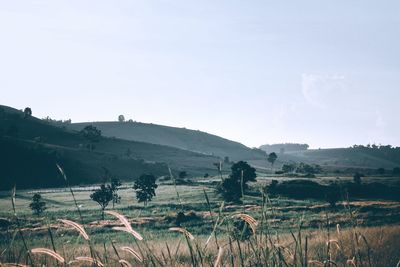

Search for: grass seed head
xmin=31 ymin=248 xmax=65 ymax=263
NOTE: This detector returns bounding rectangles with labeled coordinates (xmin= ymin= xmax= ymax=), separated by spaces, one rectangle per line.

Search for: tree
xmin=80 ymin=125 xmax=101 ymax=151
xmin=133 ymin=174 xmax=158 ymax=206
xmin=80 ymin=125 xmax=101 ymax=142
xmin=282 ymin=163 xmax=296 ymax=173
xmin=218 ymin=161 xmax=257 ymax=202
xmin=118 ymin=115 xmax=125 ymax=122
xmin=296 ymin=162 xmax=322 ymax=175
xmin=376 ymin=168 xmax=385 ymax=175
xmin=111 ymin=178 xmax=122 ymax=208
xmin=29 ymin=193 xmax=46 ymax=215
xmin=393 ymin=167 xmax=400 ymax=176
xmin=267 ymin=152 xmax=278 ymax=170
xmin=90 ymin=184 xmax=113 ymax=219
xmin=24 ymin=107 xmax=32 ymax=118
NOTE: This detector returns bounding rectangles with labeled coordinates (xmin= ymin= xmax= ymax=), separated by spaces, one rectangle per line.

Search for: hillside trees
xmin=80 ymin=125 xmax=101 ymax=151
xmin=218 ymin=161 xmax=256 ymax=202
xmin=133 ymin=174 xmax=158 ymax=206
xmin=282 ymin=163 xmax=296 ymax=173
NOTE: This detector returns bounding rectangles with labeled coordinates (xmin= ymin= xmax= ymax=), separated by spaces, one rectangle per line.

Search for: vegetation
xmin=1 ymin=173 xmax=399 ymax=267
xmin=29 ymin=193 xmax=46 ymax=215
xmin=118 ymin=114 xmax=125 ymax=122
xmin=133 ymin=174 xmax=158 ymax=206
xmin=0 ymin=105 xmax=218 ymax=190
xmin=110 ymin=178 xmax=122 ymax=208
xmin=1 ymin=105 xmax=400 ymax=266
xmin=23 ymin=107 xmax=32 ymax=118
xmin=218 ymin=161 xmax=256 ymax=202
xmin=267 ymin=152 xmax=278 ymax=170
xmin=67 ymin=121 xmax=267 ymax=161
xmin=178 ymin=171 xmax=187 ymax=179
xmin=90 ymin=184 xmax=113 ymax=219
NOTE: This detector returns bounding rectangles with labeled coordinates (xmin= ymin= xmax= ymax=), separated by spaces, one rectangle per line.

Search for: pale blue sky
xmin=1 ymin=1 xmax=399 ymax=148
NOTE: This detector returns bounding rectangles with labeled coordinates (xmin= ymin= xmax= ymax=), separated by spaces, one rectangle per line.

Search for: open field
xmin=0 ymin=175 xmax=399 ymax=266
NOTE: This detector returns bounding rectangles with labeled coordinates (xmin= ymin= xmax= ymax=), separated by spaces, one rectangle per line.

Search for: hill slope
xmin=67 ymin=121 xmax=265 ymax=161
xmin=257 ymin=143 xmax=400 ymax=171
xmin=0 ymin=105 xmax=218 ymax=189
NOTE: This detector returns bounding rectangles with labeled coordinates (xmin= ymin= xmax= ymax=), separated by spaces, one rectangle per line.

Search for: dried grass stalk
xmin=118 ymin=259 xmax=133 ymax=267
xmin=105 ymin=211 xmax=143 ymax=240
xmin=121 ymin=246 xmax=143 ymax=262
xmin=69 ymin=256 xmax=104 ymax=266
xmin=214 ymin=247 xmax=224 ymax=267
xmin=57 ymin=219 xmax=90 ymax=240
xmin=169 ymin=227 xmax=195 ymax=240
xmin=232 ymin=213 xmax=258 ymax=234
xmin=308 ymin=260 xmax=325 ymax=266
xmin=31 ymin=248 xmax=65 ymax=263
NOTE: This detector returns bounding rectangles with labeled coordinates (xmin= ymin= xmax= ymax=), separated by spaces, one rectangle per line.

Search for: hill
xmin=0 ymin=105 xmax=218 ymax=190
xmin=257 ymin=143 xmax=400 ymax=172
xmin=66 ymin=121 xmax=266 ymax=161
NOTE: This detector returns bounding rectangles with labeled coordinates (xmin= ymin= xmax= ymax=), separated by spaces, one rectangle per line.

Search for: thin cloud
xmin=301 ymin=73 xmax=346 ymax=109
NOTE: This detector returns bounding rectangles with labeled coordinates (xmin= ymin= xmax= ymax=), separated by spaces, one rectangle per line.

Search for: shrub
xmin=29 ymin=193 xmax=46 ymax=215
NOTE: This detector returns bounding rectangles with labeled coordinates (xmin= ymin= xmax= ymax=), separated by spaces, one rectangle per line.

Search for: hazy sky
xmin=1 ymin=1 xmax=399 ymax=148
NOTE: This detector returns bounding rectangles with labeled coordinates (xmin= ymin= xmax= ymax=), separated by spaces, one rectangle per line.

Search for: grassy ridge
xmin=0 ymin=105 xmax=218 ymax=189
xmin=67 ymin=121 xmax=266 ymax=161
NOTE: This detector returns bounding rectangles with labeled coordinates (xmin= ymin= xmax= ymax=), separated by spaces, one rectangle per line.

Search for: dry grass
xmin=1 ymin=169 xmax=399 ymax=266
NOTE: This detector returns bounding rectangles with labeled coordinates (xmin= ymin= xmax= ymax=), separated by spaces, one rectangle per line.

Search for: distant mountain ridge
xmin=67 ymin=121 xmax=266 ymax=161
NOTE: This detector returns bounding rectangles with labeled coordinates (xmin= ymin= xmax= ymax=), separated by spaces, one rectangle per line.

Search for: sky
xmin=1 ymin=1 xmax=399 ymax=149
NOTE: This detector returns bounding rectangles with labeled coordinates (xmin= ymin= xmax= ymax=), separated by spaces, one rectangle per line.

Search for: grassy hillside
xmin=258 ymin=144 xmax=400 ymax=172
xmin=67 ymin=121 xmax=266 ymax=161
xmin=0 ymin=105 xmax=218 ymax=189
xmin=286 ymin=148 xmax=400 ymax=170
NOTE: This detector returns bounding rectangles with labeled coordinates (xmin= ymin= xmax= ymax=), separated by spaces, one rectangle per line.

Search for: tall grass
xmin=1 ymin=165 xmax=399 ymax=266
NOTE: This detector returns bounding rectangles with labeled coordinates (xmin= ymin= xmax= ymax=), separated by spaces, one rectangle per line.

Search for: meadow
xmin=0 ymin=175 xmax=399 ymax=266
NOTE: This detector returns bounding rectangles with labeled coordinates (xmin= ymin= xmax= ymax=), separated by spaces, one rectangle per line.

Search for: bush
xmin=29 ymin=193 xmax=46 ymax=215
xmin=217 ymin=161 xmax=257 ymax=203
